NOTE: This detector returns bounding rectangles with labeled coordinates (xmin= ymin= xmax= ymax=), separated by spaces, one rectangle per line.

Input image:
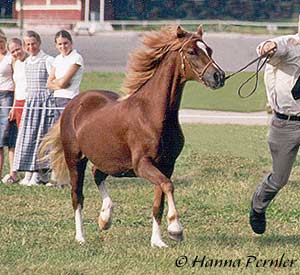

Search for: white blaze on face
xmin=196 ymin=41 xmax=209 ymax=56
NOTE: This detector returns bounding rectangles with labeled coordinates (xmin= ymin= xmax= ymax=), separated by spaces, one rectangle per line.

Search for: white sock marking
xmin=151 ymin=217 xmax=168 ymax=248
xmin=75 ymin=206 xmax=85 ymax=243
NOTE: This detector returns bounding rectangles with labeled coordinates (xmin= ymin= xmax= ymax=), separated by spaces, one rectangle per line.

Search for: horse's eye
xmin=187 ymin=49 xmax=196 ymax=55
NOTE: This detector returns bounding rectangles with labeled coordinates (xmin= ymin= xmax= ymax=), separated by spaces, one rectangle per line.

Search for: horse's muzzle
xmin=213 ymin=70 xmax=225 ymax=88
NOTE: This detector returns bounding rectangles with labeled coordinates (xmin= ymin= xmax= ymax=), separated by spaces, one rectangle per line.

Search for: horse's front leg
xmin=93 ymin=168 xmax=112 ymax=230
xmin=151 ymin=185 xmax=168 ymax=247
xmin=135 ymin=157 xmax=183 ymax=247
xmin=98 ymin=182 xmax=114 ymax=230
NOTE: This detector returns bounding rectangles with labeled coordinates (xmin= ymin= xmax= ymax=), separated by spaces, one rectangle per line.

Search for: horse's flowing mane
xmin=121 ymin=25 xmax=190 ymax=95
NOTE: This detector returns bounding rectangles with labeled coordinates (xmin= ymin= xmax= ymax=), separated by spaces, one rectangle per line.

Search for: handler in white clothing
xmin=250 ymin=20 xmax=300 ymax=235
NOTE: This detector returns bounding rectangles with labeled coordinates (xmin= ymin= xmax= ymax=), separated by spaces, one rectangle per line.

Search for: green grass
xmin=80 ymin=71 xmax=267 ymax=112
xmin=2 ymin=124 xmax=300 ymax=274
xmin=80 ymin=72 xmax=125 ymax=93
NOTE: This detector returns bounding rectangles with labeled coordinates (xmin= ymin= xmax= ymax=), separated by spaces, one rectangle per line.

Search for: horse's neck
xmin=135 ymin=52 xmax=185 ymax=120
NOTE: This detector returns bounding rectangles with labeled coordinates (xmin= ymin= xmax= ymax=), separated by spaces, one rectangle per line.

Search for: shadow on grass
xmin=189 ymin=232 xmax=300 ymax=247
xmin=257 ymin=234 xmax=300 ymax=245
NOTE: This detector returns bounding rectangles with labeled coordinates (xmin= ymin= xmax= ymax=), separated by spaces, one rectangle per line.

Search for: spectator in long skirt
xmin=13 ymin=30 xmax=55 ymax=186
xmin=0 ymin=29 xmax=18 ymax=184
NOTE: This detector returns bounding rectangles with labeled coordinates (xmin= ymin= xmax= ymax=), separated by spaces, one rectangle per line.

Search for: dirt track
xmin=179 ymin=109 xmax=271 ymax=125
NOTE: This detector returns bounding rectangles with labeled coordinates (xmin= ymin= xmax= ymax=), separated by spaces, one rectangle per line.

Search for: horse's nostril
xmin=221 ymin=71 xmax=225 ymax=85
xmin=217 ymin=71 xmax=225 ymax=86
xmin=213 ymin=72 xmax=220 ymax=82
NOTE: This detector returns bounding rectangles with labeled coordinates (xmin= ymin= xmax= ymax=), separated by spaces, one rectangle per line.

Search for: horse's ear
xmin=176 ymin=25 xmax=186 ymax=38
xmin=197 ymin=25 xmax=203 ymax=37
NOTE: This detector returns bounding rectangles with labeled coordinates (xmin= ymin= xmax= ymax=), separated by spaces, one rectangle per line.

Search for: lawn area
xmin=2 ymin=124 xmax=300 ymax=275
xmin=80 ymin=71 xmax=268 ymax=112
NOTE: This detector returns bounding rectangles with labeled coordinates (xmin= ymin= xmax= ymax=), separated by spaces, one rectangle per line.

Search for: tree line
xmin=110 ymin=0 xmax=300 ymax=21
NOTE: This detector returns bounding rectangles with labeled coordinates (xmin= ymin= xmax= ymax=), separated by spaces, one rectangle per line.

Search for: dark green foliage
xmin=110 ymin=0 xmax=300 ymax=21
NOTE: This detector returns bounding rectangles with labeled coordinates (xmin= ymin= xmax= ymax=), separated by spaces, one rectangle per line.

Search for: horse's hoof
xmin=98 ymin=217 xmax=112 ymax=230
xmin=151 ymin=240 xmax=168 ymax=248
xmin=98 ymin=208 xmax=113 ymax=230
xmin=168 ymin=231 xmax=184 ymax=242
xmin=75 ymin=237 xmax=86 ymax=245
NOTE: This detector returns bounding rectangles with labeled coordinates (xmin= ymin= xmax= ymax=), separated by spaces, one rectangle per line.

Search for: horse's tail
xmin=38 ymin=119 xmax=69 ymax=183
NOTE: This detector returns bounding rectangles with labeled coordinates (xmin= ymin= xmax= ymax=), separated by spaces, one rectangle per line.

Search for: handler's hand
xmin=260 ymin=41 xmax=277 ymax=56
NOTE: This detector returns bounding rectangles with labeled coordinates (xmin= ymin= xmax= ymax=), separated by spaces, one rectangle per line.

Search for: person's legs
xmin=19 ymin=171 xmax=33 ymax=186
xmin=14 ymin=99 xmax=25 ymax=128
xmin=48 ymin=97 xmax=71 ymax=187
xmin=39 ymin=169 xmax=50 ymax=184
xmin=0 ymin=147 xmax=4 ymax=178
xmin=54 ymin=97 xmax=70 ymax=121
xmin=28 ymin=171 xmax=40 ymax=186
xmin=5 ymin=117 xmax=19 ymax=182
xmin=250 ymin=118 xmax=300 ymax=233
xmin=0 ymin=91 xmax=12 ymax=179
xmin=252 ymin=119 xmax=300 ymax=213
xmin=8 ymin=147 xmax=17 ymax=179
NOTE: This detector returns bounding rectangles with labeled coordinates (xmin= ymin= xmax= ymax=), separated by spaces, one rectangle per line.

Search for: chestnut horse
xmin=39 ymin=25 xmax=225 ymax=247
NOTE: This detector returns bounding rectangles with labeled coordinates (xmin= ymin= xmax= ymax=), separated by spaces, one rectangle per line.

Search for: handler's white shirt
xmin=257 ymin=34 xmax=300 ymax=115
xmin=13 ymin=59 xmax=27 ymax=100
xmin=0 ymin=52 xmax=14 ymax=91
xmin=53 ymin=49 xmax=84 ymax=99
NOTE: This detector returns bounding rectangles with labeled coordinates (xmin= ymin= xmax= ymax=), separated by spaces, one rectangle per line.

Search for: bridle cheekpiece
xmin=179 ymin=37 xmax=214 ymax=83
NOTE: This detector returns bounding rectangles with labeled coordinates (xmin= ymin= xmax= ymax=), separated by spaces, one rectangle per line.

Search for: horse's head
xmin=178 ymin=25 xmax=225 ymax=89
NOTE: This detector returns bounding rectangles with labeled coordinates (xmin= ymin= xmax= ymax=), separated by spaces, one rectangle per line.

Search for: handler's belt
xmin=275 ymin=111 xmax=300 ymax=121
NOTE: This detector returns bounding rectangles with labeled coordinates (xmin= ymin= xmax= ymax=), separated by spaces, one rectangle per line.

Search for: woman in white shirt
xmin=0 ymin=29 xmax=18 ymax=184
xmin=7 ymin=37 xmax=31 ymax=185
xmin=47 ymin=30 xmax=84 ymax=121
xmin=7 ymin=38 xmax=28 ymax=128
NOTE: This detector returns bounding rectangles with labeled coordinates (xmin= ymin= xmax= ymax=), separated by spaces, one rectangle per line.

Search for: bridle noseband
xmin=179 ymin=38 xmax=215 ymax=83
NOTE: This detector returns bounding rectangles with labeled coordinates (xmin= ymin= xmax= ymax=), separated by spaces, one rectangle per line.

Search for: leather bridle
xmin=179 ymin=38 xmax=216 ymax=83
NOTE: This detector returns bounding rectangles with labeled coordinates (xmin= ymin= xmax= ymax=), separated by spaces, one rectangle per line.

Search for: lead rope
xmin=225 ymin=47 xmax=276 ymax=98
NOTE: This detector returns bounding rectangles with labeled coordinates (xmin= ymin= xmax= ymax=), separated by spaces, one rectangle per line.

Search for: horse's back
xmin=62 ymin=89 xmax=119 ymax=123
xmin=61 ymin=89 xmax=119 ymax=138
xmin=70 ymin=90 xmax=119 ymax=110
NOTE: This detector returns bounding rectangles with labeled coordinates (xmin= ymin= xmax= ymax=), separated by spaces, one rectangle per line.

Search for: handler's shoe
xmin=249 ymin=206 xmax=266 ymax=234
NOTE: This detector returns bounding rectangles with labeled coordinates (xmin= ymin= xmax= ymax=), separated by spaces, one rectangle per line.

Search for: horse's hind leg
xmin=67 ymin=155 xmax=88 ymax=244
xmin=93 ymin=168 xmax=113 ymax=230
